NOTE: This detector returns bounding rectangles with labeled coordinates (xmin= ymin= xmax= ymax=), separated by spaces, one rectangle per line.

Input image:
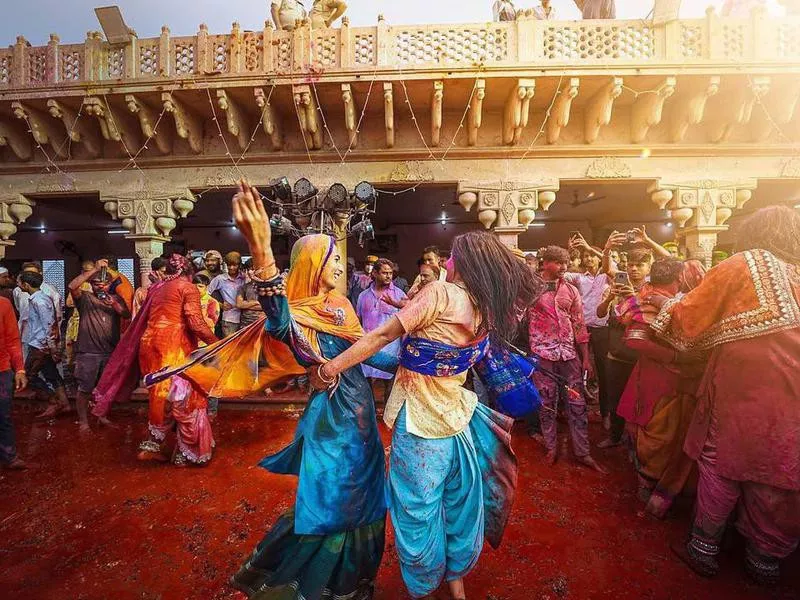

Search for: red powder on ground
xmin=1 ymin=405 xmax=797 ymax=599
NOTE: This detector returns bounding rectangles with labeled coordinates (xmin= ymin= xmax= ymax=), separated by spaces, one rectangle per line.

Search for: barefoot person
xmin=68 ymin=259 xmax=129 ymax=432
xmin=18 ymin=271 xmax=70 ymax=420
xmin=146 ymin=182 xmax=394 ymax=599
xmin=93 ymin=255 xmax=217 ymax=464
xmin=309 ymin=231 xmax=540 ymax=599
xmin=528 ymin=246 xmax=606 ymax=473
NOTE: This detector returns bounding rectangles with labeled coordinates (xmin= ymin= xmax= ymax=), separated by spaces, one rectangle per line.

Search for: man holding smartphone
xmin=528 ymin=245 xmax=606 ymax=473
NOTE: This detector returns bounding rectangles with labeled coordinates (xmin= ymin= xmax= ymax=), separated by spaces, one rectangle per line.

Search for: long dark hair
xmin=451 ymin=231 xmax=543 ymax=346
xmin=737 ymin=205 xmax=800 ymax=264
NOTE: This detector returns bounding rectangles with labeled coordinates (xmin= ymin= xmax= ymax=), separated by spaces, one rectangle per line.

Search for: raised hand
xmin=629 ymin=225 xmax=648 ymax=245
xmin=233 ymin=179 xmax=274 ymax=271
xmin=604 ymin=230 xmax=627 ymax=250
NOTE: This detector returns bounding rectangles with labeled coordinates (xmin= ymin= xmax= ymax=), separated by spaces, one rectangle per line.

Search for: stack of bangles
xmin=313 ymin=364 xmax=339 ymax=391
xmin=251 ymin=265 xmax=286 ymax=296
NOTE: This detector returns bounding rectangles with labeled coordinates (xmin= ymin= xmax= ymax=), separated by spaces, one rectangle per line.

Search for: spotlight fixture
xmin=294 ymin=177 xmax=318 ymax=202
xmin=353 ymin=181 xmax=377 ymax=210
xmin=263 ymin=176 xmax=292 ymax=203
xmin=324 ymin=183 xmax=349 ymax=211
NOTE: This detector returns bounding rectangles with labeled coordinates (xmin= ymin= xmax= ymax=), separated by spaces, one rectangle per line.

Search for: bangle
xmin=252 ymin=263 xmax=278 ymax=281
xmin=317 ymin=364 xmax=336 ymax=385
xmin=252 ymin=273 xmax=286 ymax=296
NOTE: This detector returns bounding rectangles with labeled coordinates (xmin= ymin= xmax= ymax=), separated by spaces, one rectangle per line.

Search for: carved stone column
xmin=648 ymin=178 xmax=757 ymax=267
xmin=457 ymin=181 xmax=559 ymax=249
xmin=101 ymin=188 xmax=197 ymax=282
xmin=0 ymin=194 xmax=34 ymax=259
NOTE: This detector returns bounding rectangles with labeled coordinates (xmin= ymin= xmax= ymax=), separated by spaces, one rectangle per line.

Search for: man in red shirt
xmin=528 ymin=246 xmax=605 ymax=473
xmin=0 ymin=295 xmax=28 ymax=469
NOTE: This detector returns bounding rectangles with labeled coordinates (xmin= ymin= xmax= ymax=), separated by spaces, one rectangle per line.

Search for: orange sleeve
xmin=1 ymin=299 xmax=23 ymax=371
xmin=182 ymin=285 xmax=218 ymax=345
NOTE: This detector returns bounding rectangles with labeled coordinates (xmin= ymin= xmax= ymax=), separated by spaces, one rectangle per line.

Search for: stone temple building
xmin=1 ymin=7 xmax=799 ymax=297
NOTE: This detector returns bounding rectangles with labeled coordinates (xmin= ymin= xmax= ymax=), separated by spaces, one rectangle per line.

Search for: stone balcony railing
xmin=1 ymin=8 xmax=799 ymax=91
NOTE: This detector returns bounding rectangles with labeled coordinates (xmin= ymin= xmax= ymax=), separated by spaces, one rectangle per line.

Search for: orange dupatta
xmin=144 ymin=234 xmax=363 ymax=398
xmin=652 ymin=250 xmax=800 ymax=351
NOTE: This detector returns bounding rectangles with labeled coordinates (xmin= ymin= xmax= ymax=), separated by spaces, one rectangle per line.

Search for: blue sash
xmin=399 ymin=335 xmax=489 ymax=377
xmin=473 ymin=344 xmax=541 ymax=418
xmin=400 ymin=336 xmax=540 ymax=419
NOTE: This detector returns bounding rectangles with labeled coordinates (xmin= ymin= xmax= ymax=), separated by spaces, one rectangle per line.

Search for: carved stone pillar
xmin=101 ymin=188 xmax=197 ymax=281
xmin=457 ymin=181 xmax=559 ymax=249
xmin=648 ymin=179 xmax=757 ymax=267
xmin=0 ymin=194 xmax=34 ymax=259
xmin=130 ymin=235 xmax=170 ymax=284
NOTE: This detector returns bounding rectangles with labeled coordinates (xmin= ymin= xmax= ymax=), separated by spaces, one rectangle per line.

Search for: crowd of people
xmin=0 ymin=184 xmax=798 ymax=597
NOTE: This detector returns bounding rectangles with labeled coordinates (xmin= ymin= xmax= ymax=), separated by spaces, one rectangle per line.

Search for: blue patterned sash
xmin=400 ymin=335 xmax=540 ymax=418
xmin=399 ymin=335 xmax=489 ymax=377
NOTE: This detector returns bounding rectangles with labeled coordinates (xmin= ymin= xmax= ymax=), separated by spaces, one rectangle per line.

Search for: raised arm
xmin=68 ymin=259 xmax=104 ymax=301
xmin=630 ymin=225 xmax=671 ymax=260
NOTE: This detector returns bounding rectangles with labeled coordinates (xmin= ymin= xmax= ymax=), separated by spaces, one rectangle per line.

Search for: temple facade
xmin=1 ymin=7 xmax=799 ymax=286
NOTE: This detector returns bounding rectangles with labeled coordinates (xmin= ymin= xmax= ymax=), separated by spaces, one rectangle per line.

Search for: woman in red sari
xmin=652 ymin=207 xmax=800 ymax=585
xmin=615 ymin=259 xmax=706 ymax=518
xmin=93 ymin=254 xmax=217 ymax=465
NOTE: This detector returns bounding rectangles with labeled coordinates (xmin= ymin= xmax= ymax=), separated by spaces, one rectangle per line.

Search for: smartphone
xmin=626 ymin=231 xmax=636 ymax=245
xmin=614 ymin=271 xmax=630 ymax=287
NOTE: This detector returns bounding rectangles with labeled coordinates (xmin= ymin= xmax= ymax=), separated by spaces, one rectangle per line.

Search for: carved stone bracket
xmin=585 ymin=77 xmax=623 ymax=144
xmin=162 ymin=92 xmax=204 ymax=154
xmin=467 ymin=79 xmax=485 ymax=147
xmin=0 ymin=194 xmax=35 ymax=246
xmin=47 ymin=99 xmax=102 ymax=158
xmin=293 ymin=84 xmax=323 ymax=150
xmin=706 ymin=76 xmax=770 ymax=143
xmin=750 ymin=78 xmax=800 ymax=142
xmin=103 ymin=188 xmax=196 ymax=237
xmin=126 ymin=94 xmax=172 ymax=154
xmin=11 ymin=101 xmax=68 ymax=158
xmin=83 ymin=96 xmax=141 ymax=152
xmin=631 ymin=76 xmax=676 ymax=144
xmin=431 ymin=81 xmax=444 ymax=147
xmin=0 ymin=118 xmax=33 ymax=161
xmin=341 ymin=83 xmax=359 ymax=148
xmin=457 ymin=180 xmax=560 ymax=246
xmin=216 ymin=89 xmax=251 ymax=150
xmin=648 ymin=178 xmax=758 ymax=266
xmin=254 ymin=88 xmax=283 ymax=150
xmin=547 ymin=78 xmax=580 ymax=145
xmin=383 ymin=82 xmax=395 ymax=149
xmin=503 ymin=79 xmax=536 ymax=146
xmin=670 ymin=77 xmax=720 ymax=143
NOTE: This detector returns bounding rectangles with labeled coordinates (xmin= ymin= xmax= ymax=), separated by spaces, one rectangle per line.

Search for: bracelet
xmin=251 ymin=263 xmax=278 ymax=281
xmin=252 ymin=273 xmax=286 ymax=297
xmin=316 ymin=364 xmax=336 ymax=385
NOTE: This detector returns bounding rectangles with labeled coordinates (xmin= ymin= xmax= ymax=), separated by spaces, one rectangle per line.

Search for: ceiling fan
xmin=570 ymin=190 xmax=607 ymax=208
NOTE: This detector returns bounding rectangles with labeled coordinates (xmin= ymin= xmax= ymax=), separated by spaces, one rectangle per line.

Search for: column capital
xmin=0 ymin=195 xmax=35 ymax=242
xmin=101 ymin=188 xmax=196 ymax=237
xmin=457 ymin=180 xmax=559 ymax=233
xmin=648 ymin=178 xmax=758 ymax=266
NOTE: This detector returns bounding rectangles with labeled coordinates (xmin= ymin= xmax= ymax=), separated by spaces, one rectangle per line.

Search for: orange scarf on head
xmin=146 ymin=235 xmax=363 ymax=398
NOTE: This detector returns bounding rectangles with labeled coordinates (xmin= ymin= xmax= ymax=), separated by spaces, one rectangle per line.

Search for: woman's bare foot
xmin=97 ymin=416 xmax=118 ymax=429
xmin=448 ymin=577 xmax=466 ymax=599
xmin=577 ymin=455 xmax=608 ymax=474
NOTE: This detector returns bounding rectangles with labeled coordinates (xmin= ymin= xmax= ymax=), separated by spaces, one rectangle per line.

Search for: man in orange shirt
xmin=0 ymin=295 xmax=28 ymax=470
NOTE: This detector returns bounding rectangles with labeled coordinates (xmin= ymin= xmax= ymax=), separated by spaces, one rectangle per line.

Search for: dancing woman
xmin=147 ymin=182 xmax=393 ymax=599
xmin=309 ymin=231 xmax=541 ymax=599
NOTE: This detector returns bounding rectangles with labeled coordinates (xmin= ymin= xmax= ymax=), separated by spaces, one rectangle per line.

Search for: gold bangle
xmin=252 ymin=264 xmax=278 ymax=281
xmin=317 ymin=364 xmax=336 ymax=385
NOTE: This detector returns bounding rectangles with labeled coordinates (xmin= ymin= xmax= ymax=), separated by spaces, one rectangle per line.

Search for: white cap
xmin=0 ymin=267 xmax=8 ymax=275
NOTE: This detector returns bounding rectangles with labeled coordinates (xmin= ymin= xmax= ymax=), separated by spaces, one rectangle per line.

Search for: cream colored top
xmin=383 ymin=281 xmax=482 ymax=439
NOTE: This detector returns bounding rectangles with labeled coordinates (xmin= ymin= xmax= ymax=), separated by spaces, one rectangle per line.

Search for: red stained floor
xmin=1 ymin=404 xmax=798 ymax=600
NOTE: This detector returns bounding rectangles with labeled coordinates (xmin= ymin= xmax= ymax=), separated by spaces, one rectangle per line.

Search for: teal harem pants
xmin=387 ymin=403 xmax=518 ymax=598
